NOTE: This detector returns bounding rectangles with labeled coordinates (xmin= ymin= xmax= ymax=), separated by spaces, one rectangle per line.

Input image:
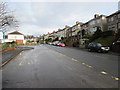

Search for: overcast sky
xmin=6 ymin=1 xmax=119 ymax=36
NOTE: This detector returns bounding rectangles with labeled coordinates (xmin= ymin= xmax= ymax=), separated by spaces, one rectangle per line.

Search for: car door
xmin=92 ymin=43 xmax=97 ymax=51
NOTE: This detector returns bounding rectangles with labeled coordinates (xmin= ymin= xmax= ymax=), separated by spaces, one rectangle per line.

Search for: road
xmin=44 ymin=44 xmax=119 ymax=77
xmin=2 ymin=45 xmax=119 ymax=88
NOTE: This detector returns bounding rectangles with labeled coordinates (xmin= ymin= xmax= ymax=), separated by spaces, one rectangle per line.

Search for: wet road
xmin=2 ymin=45 xmax=118 ymax=88
xmin=44 ymin=44 xmax=119 ymax=77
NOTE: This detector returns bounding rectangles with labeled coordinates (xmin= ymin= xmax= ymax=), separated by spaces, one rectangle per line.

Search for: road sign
xmin=0 ymin=30 xmax=5 ymax=40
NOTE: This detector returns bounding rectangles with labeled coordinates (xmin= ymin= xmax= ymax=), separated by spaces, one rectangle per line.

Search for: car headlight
xmin=101 ymin=47 xmax=105 ymax=50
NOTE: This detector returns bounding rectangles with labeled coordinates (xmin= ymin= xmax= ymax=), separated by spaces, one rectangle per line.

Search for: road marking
xmin=86 ymin=65 xmax=93 ymax=68
xmin=19 ymin=53 xmax=22 ymax=55
xmin=44 ymin=45 xmax=119 ymax=81
xmin=100 ymin=71 xmax=108 ymax=75
xmin=114 ymin=78 xmax=119 ymax=81
xmin=71 ymin=58 xmax=78 ymax=62
xmin=28 ymin=62 xmax=30 ymax=65
xmin=82 ymin=63 xmax=85 ymax=65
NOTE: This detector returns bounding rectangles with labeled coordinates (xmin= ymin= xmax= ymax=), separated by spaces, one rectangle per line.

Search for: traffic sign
xmin=0 ymin=30 xmax=5 ymax=40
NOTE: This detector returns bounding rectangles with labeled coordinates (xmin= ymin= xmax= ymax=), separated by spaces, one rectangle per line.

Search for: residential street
xmin=2 ymin=45 xmax=119 ymax=88
xmin=44 ymin=44 xmax=119 ymax=77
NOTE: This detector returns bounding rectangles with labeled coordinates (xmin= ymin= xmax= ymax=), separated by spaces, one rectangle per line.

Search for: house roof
xmin=87 ymin=15 xmax=106 ymax=23
xmin=8 ymin=31 xmax=23 ymax=35
xmin=106 ymin=10 xmax=120 ymax=18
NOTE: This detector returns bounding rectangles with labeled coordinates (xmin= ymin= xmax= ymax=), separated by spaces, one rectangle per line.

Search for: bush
xmin=89 ymin=30 xmax=102 ymax=42
xmin=2 ymin=41 xmax=17 ymax=49
xmin=73 ymin=41 xmax=79 ymax=47
xmin=94 ymin=36 xmax=116 ymax=46
xmin=82 ymin=34 xmax=92 ymax=39
xmin=63 ymin=38 xmax=71 ymax=44
xmin=101 ymin=30 xmax=114 ymax=38
xmin=39 ymin=40 xmax=44 ymax=44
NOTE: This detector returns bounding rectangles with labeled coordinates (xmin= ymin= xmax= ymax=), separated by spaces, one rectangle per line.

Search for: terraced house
xmin=87 ymin=14 xmax=107 ymax=34
xmin=42 ymin=11 xmax=120 ymax=47
xmin=56 ymin=29 xmax=64 ymax=41
xmin=66 ymin=21 xmax=83 ymax=47
xmin=107 ymin=10 xmax=120 ymax=35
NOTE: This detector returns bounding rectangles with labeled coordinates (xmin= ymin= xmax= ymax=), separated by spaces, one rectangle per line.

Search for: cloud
xmin=7 ymin=2 xmax=118 ymax=36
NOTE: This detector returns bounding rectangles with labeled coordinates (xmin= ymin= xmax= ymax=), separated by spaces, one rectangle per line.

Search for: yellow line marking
xmin=71 ymin=58 xmax=78 ymax=62
xmin=100 ymin=71 xmax=108 ymax=75
xmin=115 ymin=78 xmax=119 ymax=81
xmin=82 ymin=63 xmax=85 ymax=65
xmin=28 ymin=62 xmax=30 ymax=65
xmin=86 ymin=65 xmax=93 ymax=68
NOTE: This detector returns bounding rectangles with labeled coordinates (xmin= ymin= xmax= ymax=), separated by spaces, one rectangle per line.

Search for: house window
xmin=118 ymin=23 xmax=120 ymax=29
xmin=96 ymin=19 xmax=101 ymax=23
xmin=108 ymin=25 xmax=115 ymax=31
xmin=111 ymin=17 xmax=114 ymax=21
xmin=90 ymin=21 xmax=95 ymax=25
xmin=118 ymin=14 xmax=120 ymax=18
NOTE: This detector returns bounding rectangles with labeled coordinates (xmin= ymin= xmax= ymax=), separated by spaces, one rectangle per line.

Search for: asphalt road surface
xmin=2 ymin=45 xmax=119 ymax=88
xmin=44 ymin=44 xmax=119 ymax=77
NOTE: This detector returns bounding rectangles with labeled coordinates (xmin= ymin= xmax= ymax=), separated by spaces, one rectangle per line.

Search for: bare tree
xmin=0 ymin=2 xmax=19 ymax=32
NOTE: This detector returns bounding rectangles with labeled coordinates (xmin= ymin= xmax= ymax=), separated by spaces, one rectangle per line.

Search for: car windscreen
xmin=96 ymin=43 xmax=102 ymax=46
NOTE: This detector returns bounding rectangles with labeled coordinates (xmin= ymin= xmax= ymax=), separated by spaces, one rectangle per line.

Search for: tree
xmin=0 ymin=2 xmax=19 ymax=32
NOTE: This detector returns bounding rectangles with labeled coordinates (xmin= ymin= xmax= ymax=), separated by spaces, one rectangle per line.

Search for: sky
xmin=5 ymin=1 xmax=119 ymax=36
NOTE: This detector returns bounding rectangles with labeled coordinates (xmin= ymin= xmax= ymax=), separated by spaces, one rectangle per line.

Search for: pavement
xmin=2 ymin=45 xmax=119 ymax=88
xmin=1 ymin=46 xmax=34 ymax=67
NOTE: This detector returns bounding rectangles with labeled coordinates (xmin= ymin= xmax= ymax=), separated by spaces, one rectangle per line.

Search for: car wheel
xmin=98 ymin=50 xmax=102 ymax=53
xmin=88 ymin=49 xmax=91 ymax=52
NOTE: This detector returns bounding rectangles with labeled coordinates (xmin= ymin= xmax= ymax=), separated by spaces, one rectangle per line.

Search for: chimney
xmin=65 ymin=25 xmax=70 ymax=28
xmin=94 ymin=14 xmax=100 ymax=18
xmin=76 ymin=21 xmax=80 ymax=24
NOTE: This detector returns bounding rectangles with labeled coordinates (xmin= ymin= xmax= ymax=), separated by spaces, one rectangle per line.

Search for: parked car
xmin=112 ymin=38 xmax=120 ymax=53
xmin=87 ymin=42 xmax=110 ymax=53
xmin=59 ymin=43 xmax=66 ymax=47
xmin=112 ymin=38 xmax=120 ymax=45
xmin=52 ymin=41 xmax=61 ymax=46
xmin=48 ymin=42 xmax=53 ymax=45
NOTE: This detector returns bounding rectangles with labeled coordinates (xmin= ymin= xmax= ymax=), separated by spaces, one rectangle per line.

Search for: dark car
xmin=87 ymin=42 xmax=110 ymax=53
xmin=112 ymin=38 xmax=120 ymax=45
xmin=112 ymin=38 xmax=120 ymax=53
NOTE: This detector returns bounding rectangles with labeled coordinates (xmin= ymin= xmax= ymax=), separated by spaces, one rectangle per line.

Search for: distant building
xmin=25 ymin=35 xmax=39 ymax=43
xmin=5 ymin=31 xmax=25 ymax=44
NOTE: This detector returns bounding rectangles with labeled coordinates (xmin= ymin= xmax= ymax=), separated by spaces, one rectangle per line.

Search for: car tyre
xmin=88 ymin=49 xmax=91 ymax=52
xmin=98 ymin=49 xmax=102 ymax=53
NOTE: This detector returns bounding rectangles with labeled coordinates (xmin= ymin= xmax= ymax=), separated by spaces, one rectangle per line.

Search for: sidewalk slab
xmin=1 ymin=46 xmax=34 ymax=67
